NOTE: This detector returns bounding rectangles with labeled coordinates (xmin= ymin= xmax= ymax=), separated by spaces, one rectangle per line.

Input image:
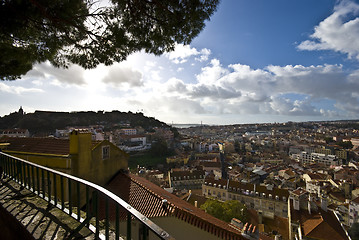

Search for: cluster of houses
xmin=2 ymin=119 xmax=359 ymax=239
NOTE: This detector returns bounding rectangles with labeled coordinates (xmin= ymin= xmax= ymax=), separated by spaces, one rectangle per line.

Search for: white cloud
xmin=160 ymin=57 xmax=359 ymax=118
xmin=270 ymin=97 xmax=320 ymax=116
xmin=102 ymin=65 xmax=143 ymax=87
xmin=165 ymin=44 xmax=211 ymax=64
xmin=0 ymin=82 xmax=43 ymax=95
xmin=28 ymin=62 xmax=86 ymax=85
xmin=196 ymin=59 xmax=229 ymax=84
xmin=297 ymin=0 xmax=359 ymax=60
xmin=165 ymin=78 xmax=188 ymax=93
xmin=195 ymin=48 xmax=211 ymax=62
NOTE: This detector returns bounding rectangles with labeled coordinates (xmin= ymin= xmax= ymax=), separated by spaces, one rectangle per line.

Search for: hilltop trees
xmin=0 ymin=0 xmax=219 ymax=80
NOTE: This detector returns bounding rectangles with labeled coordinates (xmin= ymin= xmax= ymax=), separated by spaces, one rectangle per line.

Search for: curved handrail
xmin=0 ymin=151 xmax=174 ymax=240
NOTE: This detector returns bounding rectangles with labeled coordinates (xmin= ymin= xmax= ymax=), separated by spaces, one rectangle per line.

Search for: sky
xmin=2 ymin=0 xmax=359 ymax=125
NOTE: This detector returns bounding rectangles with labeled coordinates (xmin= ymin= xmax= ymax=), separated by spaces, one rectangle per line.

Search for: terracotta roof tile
xmin=352 ymin=196 xmax=359 ymax=204
xmin=106 ymin=172 xmax=247 ymax=240
xmin=0 ymin=136 xmax=100 ymax=156
xmin=204 ymin=178 xmax=289 ymax=200
xmin=290 ymin=200 xmax=349 ymax=240
xmin=0 ymin=137 xmax=69 ymax=155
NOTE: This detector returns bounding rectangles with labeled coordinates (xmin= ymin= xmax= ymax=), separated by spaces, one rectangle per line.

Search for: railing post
xmin=47 ymin=170 xmax=51 ymax=203
xmin=115 ymin=205 xmax=120 ymax=240
xmin=41 ymin=169 xmax=45 ymax=199
xmin=60 ymin=175 xmax=64 ymax=210
xmin=77 ymin=182 xmax=80 ymax=221
xmin=142 ymin=223 xmax=149 ymax=240
xmin=86 ymin=186 xmax=90 ymax=227
xmin=36 ymin=167 xmax=40 ymax=195
xmin=26 ymin=163 xmax=30 ymax=189
xmin=93 ymin=190 xmax=99 ymax=239
xmin=0 ymin=153 xmax=175 ymax=240
xmin=127 ymin=212 xmax=132 ymax=240
xmin=31 ymin=165 xmax=35 ymax=192
xmin=68 ymin=178 xmax=72 ymax=216
xmin=53 ymin=172 xmax=57 ymax=206
xmin=105 ymin=198 xmax=109 ymax=240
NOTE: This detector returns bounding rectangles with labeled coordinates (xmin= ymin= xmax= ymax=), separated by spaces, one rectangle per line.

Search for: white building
xmin=297 ymin=151 xmax=341 ymax=166
xmin=0 ymin=129 xmax=30 ymax=138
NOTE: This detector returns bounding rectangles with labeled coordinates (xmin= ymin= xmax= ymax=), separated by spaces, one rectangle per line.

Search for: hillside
xmin=0 ymin=109 xmax=171 ymax=135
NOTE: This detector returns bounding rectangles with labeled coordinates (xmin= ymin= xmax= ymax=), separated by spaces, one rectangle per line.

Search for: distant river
xmin=170 ymin=124 xmax=204 ymax=128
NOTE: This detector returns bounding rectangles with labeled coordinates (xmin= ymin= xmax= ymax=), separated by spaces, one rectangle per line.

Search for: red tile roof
xmin=290 ymin=201 xmax=349 ymax=240
xmin=106 ymin=172 xmax=247 ymax=240
xmin=352 ymin=196 xmax=359 ymax=204
xmin=204 ymin=178 xmax=289 ymax=200
xmin=0 ymin=137 xmax=100 ymax=156
xmin=291 ymin=188 xmax=308 ymax=196
xmin=0 ymin=137 xmax=69 ymax=155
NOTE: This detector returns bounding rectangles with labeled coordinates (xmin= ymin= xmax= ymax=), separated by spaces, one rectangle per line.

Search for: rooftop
xmin=106 ymin=172 xmax=247 ymax=240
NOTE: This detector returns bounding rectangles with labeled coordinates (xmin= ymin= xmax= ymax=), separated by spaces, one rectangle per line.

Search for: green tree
xmin=200 ymin=199 xmax=248 ymax=223
xmin=338 ymin=141 xmax=354 ymax=149
xmin=149 ymin=138 xmax=170 ymax=157
xmin=0 ymin=0 xmax=219 ymax=80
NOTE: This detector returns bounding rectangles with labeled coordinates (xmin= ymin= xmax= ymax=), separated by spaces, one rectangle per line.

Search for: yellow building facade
xmin=1 ymin=130 xmax=128 ymax=187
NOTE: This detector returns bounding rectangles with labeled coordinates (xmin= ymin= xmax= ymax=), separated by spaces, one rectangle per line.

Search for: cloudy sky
xmin=2 ymin=0 xmax=359 ymax=125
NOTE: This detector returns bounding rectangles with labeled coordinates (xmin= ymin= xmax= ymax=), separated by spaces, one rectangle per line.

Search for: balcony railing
xmin=0 ymin=152 xmax=174 ymax=240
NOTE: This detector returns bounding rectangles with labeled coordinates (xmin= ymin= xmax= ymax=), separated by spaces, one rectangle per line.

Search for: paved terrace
xmin=0 ymin=177 xmax=98 ymax=240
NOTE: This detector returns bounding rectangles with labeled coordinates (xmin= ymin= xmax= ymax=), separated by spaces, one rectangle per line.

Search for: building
xmin=0 ymin=130 xmax=128 ymax=187
xmin=168 ymin=169 xmax=206 ymax=190
xmin=118 ymin=134 xmax=148 ymax=152
xmin=349 ymin=196 xmax=359 ymax=226
xmin=0 ymin=128 xmax=30 ymax=138
xmin=105 ymin=172 xmax=247 ymax=240
xmin=297 ymin=151 xmax=341 ymax=166
xmin=202 ymin=178 xmax=289 ymax=219
xmin=120 ymin=128 xmax=137 ymax=135
xmin=166 ymin=155 xmax=189 ymax=165
xmin=288 ymin=188 xmax=349 ymax=240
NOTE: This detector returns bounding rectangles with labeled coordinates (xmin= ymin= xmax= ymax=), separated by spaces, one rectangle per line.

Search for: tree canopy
xmin=0 ymin=0 xmax=219 ymax=80
xmin=200 ymin=199 xmax=248 ymax=223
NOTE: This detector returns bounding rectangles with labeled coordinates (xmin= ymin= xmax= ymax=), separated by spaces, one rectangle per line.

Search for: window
xmin=102 ymin=146 xmax=110 ymax=160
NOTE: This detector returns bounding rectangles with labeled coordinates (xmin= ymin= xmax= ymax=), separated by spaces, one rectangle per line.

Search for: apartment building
xmin=202 ymin=178 xmax=289 ymax=219
xmin=168 ymin=169 xmax=206 ymax=190
xmin=297 ymin=151 xmax=341 ymax=166
xmin=0 ymin=128 xmax=30 ymax=138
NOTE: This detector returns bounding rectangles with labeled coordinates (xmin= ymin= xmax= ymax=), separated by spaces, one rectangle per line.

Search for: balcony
xmin=0 ymin=152 xmax=174 ymax=240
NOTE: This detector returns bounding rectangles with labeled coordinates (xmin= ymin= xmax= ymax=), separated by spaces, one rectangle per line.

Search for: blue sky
xmin=1 ymin=0 xmax=359 ymax=125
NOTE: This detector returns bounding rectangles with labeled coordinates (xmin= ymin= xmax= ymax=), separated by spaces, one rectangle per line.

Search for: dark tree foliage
xmin=0 ymin=0 xmax=220 ymax=80
xmin=0 ymin=110 xmax=172 ymax=135
xmin=338 ymin=140 xmax=354 ymax=149
xmin=200 ymin=199 xmax=248 ymax=223
xmin=149 ymin=138 xmax=174 ymax=157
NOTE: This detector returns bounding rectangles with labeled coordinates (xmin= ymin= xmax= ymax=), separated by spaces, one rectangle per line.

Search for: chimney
xmin=69 ymin=130 xmax=92 ymax=177
xmin=194 ymin=201 xmax=198 ymax=208
xmin=243 ymin=223 xmax=248 ymax=234
xmin=321 ymin=194 xmax=327 ymax=212
xmin=293 ymin=196 xmax=300 ymax=211
xmin=308 ymin=194 xmax=312 ymax=215
xmin=258 ymin=211 xmax=263 ymax=224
